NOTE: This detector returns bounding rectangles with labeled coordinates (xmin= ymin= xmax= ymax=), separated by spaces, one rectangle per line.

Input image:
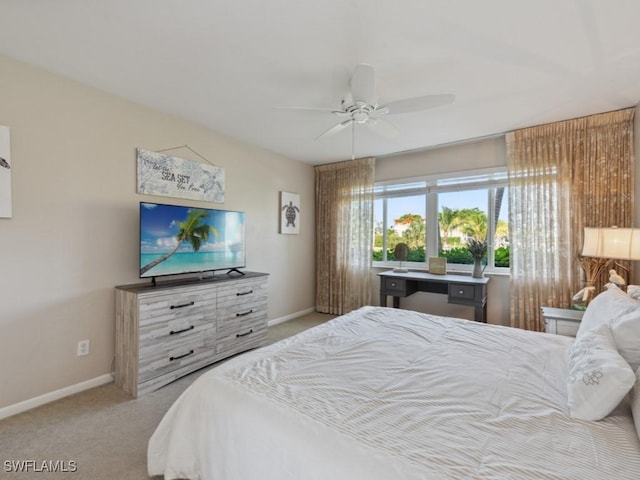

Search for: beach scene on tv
xmin=139 ymin=202 xmax=246 ymax=278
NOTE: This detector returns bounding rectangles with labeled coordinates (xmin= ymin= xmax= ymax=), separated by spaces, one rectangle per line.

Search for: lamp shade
xmin=581 ymin=227 xmax=640 ymax=260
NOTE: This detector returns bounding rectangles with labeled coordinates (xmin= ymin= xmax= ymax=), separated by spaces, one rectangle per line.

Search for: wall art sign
xmin=280 ymin=191 xmax=300 ymax=234
xmin=0 ymin=125 xmax=12 ymax=218
xmin=136 ymin=148 xmax=225 ymax=203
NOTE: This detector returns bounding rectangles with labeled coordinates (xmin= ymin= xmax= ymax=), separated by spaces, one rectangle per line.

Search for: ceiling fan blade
xmin=351 ymin=64 xmax=378 ymax=106
xmin=275 ymin=106 xmax=338 ymax=113
xmin=384 ymin=93 xmax=455 ymax=114
xmin=366 ymin=117 xmax=399 ymax=139
xmin=315 ymin=119 xmax=353 ymax=141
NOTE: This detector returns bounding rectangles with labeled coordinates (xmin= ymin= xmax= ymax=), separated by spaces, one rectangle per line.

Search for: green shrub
xmin=495 ymin=246 xmax=510 ymax=267
xmin=439 ymin=247 xmax=474 ymax=264
xmin=373 ymin=245 xmax=510 ymax=267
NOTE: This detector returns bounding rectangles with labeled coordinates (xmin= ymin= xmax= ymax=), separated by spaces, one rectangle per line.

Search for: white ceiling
xmin=1 ymin=0 xmax=640 ymax=165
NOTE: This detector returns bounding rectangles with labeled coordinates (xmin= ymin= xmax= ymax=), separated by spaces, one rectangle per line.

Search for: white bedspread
xmin=148 ymin=306 xmax=640 ymax=479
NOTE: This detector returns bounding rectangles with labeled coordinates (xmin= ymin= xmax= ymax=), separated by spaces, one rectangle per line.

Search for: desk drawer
xmin=384 ymin=278 xmax=406 ymax=293
xmin=449 ymin=283 xmax=476 ymax=301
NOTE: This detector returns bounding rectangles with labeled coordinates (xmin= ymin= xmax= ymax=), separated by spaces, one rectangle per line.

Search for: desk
xmin=378 ymin=270 xmax=490 ymax=322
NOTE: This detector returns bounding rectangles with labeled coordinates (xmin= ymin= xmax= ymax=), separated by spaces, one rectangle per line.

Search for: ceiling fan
xmin=280 ymin=64 xmax=455 ymax=157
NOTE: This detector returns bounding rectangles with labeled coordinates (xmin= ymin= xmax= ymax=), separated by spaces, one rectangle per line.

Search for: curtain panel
xmin=315 ymin=157 xmax=375 ymax=315
xmin=507 ymin=108 xmax=634 ymax=331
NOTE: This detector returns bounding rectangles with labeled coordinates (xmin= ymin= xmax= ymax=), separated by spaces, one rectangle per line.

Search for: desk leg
xmin=474 ymin=302 xmax=487 ymax=323
xmin=379 ymin=293 xmax=400 ymax=308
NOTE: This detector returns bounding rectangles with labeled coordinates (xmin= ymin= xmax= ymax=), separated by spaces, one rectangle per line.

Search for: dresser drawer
xmin=556 ymin=320 xmax=580 ymax=337
xmin=449 ymin=283 xmax=476 ymax=301
xmin=217 ymin=278 xmax=268 ymax=303
xmin=138 ymin=288 xmax=216 ymax=326
xmin=139 ymin=320 xmax=213 ymax=355
xmin=138 ymin=328 xmax=216 ymax=383
xmin=218 ymin=278 xmax=268 ymax=318
xmin=541 ymin=307 xmax=583 ymax=337
xmin=216 ymin=320 xmax=267 ymax=357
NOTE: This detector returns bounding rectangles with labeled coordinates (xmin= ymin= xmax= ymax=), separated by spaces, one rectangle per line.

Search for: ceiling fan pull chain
xmin=351 ymin=121 xmax=355 ymax=161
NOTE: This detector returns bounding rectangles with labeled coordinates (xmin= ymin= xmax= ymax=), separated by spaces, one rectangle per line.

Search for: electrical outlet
xmin=77 ymin=340 xmax=90 ymax=356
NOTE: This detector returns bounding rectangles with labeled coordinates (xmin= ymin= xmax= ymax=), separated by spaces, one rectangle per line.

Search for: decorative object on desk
xmin=0 ymin=125 xmax=11 ymax=218
xmin=280 ymin=191 xmax=300 ymax=234
xmin=136 ymin=147 xmax=225 ymax=203
xmin=393 ymin=243 xmax=409 ymax=273
xmin=578 ymin=227 xmax=640 ymax=302
xmin=428 ymin=257 xmax=446 ymax=275
xmin=467 ymin=238 xmax=487 ymax=278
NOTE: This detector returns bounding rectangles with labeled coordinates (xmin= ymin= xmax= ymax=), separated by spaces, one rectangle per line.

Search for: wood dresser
xmin=115 ymin=271 xmax=268 ymax=397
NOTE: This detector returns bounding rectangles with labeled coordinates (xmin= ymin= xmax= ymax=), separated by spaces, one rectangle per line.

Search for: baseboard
xmin=1 ymin=311 xmax=316 ymax=420
xmin=268 ymin=307 xmax=316 ymax=327
xmin=0 ymin=374 xmax=114 ymax=421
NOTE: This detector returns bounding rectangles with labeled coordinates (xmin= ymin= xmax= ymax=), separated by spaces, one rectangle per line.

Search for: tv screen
xmin=139 ymin=201 xmax=246 ymax=278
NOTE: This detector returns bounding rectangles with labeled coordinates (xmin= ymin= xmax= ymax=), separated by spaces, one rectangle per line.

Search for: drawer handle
xmin=391 ymin=282 xmax=397 ymax=287
xmin=169 ymin=325 xmax=195 ymax=335
xmin=459 ymin=290 xmax=464 ymax=295
xmin=236 ymin=309 xmax=254 ymax=317
xmin=170 ymin=301 xmax=195 ymax=310
xmin=236 ymin=289 xmax=254 ymax=296
xmin=236 ymin=329 xmax=254 ymax=338
xmin=169 ymin=350 xmax=194 ymax=361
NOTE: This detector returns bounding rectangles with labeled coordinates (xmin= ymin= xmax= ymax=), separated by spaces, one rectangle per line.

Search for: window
xmin=373 ymin=168 xmax=509 ymax=272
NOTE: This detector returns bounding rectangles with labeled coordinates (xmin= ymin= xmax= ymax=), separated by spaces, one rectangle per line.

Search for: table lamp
xmin=577 ymin=227 xmax=640 ymax=304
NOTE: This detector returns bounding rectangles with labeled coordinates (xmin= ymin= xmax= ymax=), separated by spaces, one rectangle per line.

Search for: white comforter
xmin=148 ymin=306 xmax=640 ymax=479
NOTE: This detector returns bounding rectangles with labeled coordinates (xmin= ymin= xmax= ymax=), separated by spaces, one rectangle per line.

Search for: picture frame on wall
xmin=0 ymin=125 xmax=12 ymax=218
xmin=280 ymin=191 xmax=300 ymax=234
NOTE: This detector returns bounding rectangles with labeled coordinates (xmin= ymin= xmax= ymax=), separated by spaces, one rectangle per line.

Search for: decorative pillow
xmin=567 ymin=324 xmax=635 ymax=421
xmin=631 ymin=367 xmax=640 ymax=440
xmin=627 ymin=285 xmax=640 ymax=301
xmin=577 ymin=285 xmax=640 ymax=338
xmin=612 ymin=308 xmax=640 ymax=371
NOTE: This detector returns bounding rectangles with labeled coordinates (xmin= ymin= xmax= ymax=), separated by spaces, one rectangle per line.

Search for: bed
xmin=148 ymin=300 xmax=640 ymax=479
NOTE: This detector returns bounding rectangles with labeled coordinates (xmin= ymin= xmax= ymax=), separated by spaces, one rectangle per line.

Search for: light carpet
xmin=0 ymin=312 xmax=333 ymax=480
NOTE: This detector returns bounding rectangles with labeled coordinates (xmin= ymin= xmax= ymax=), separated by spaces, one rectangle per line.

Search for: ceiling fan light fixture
xmin=281 ymin=63 xmax=455 ymax=146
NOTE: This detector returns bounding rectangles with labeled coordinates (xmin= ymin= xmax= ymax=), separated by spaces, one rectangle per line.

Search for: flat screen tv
xmin=139 ymin=201 xmax=246 ymax=279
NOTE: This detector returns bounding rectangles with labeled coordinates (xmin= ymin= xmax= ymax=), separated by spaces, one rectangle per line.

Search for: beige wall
xmin=0 ymin=55 xmax=315 ymax=410
xmin=374 ymin=137 xmax=511 ymax=326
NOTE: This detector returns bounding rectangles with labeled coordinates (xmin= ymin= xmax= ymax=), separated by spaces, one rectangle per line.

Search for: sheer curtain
xmin=315 ymin=157 xmax=375 ymax=315
xmin=507 ymin=108 xmax=634 ymax=331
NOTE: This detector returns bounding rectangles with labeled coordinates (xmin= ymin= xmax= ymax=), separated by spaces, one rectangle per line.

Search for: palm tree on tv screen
xmin=140 ymin=209 xmax=218 ymax=276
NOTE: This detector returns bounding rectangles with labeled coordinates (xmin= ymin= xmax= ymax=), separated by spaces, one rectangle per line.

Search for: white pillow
xmin=577 ymin=284 xmax=640 ymax=338
xmin=612 ymin=309 xmax=640 ymax=371
xmin=631 ymin=367 xmax=640 ymax=440
xmin=627 ymin=285 xmax=640 ymax=301
xmin=567 ymin=324 xmax=635 ymax=421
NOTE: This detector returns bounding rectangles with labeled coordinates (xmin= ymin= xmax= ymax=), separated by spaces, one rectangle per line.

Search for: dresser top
xmin=116 ymin=271 xmax=268 ymax=294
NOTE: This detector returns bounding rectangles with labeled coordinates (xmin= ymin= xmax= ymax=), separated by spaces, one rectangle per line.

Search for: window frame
xmin=373 ymin=166 xmax=509 ymax=274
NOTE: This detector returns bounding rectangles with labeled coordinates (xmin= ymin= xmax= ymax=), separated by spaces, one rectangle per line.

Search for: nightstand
xmin=541 ymin=306 xmax=584 ymax=337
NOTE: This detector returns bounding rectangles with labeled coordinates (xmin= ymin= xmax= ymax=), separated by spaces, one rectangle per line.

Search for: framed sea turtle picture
xmin=280 ymin=191 xmax=300 ymax=235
